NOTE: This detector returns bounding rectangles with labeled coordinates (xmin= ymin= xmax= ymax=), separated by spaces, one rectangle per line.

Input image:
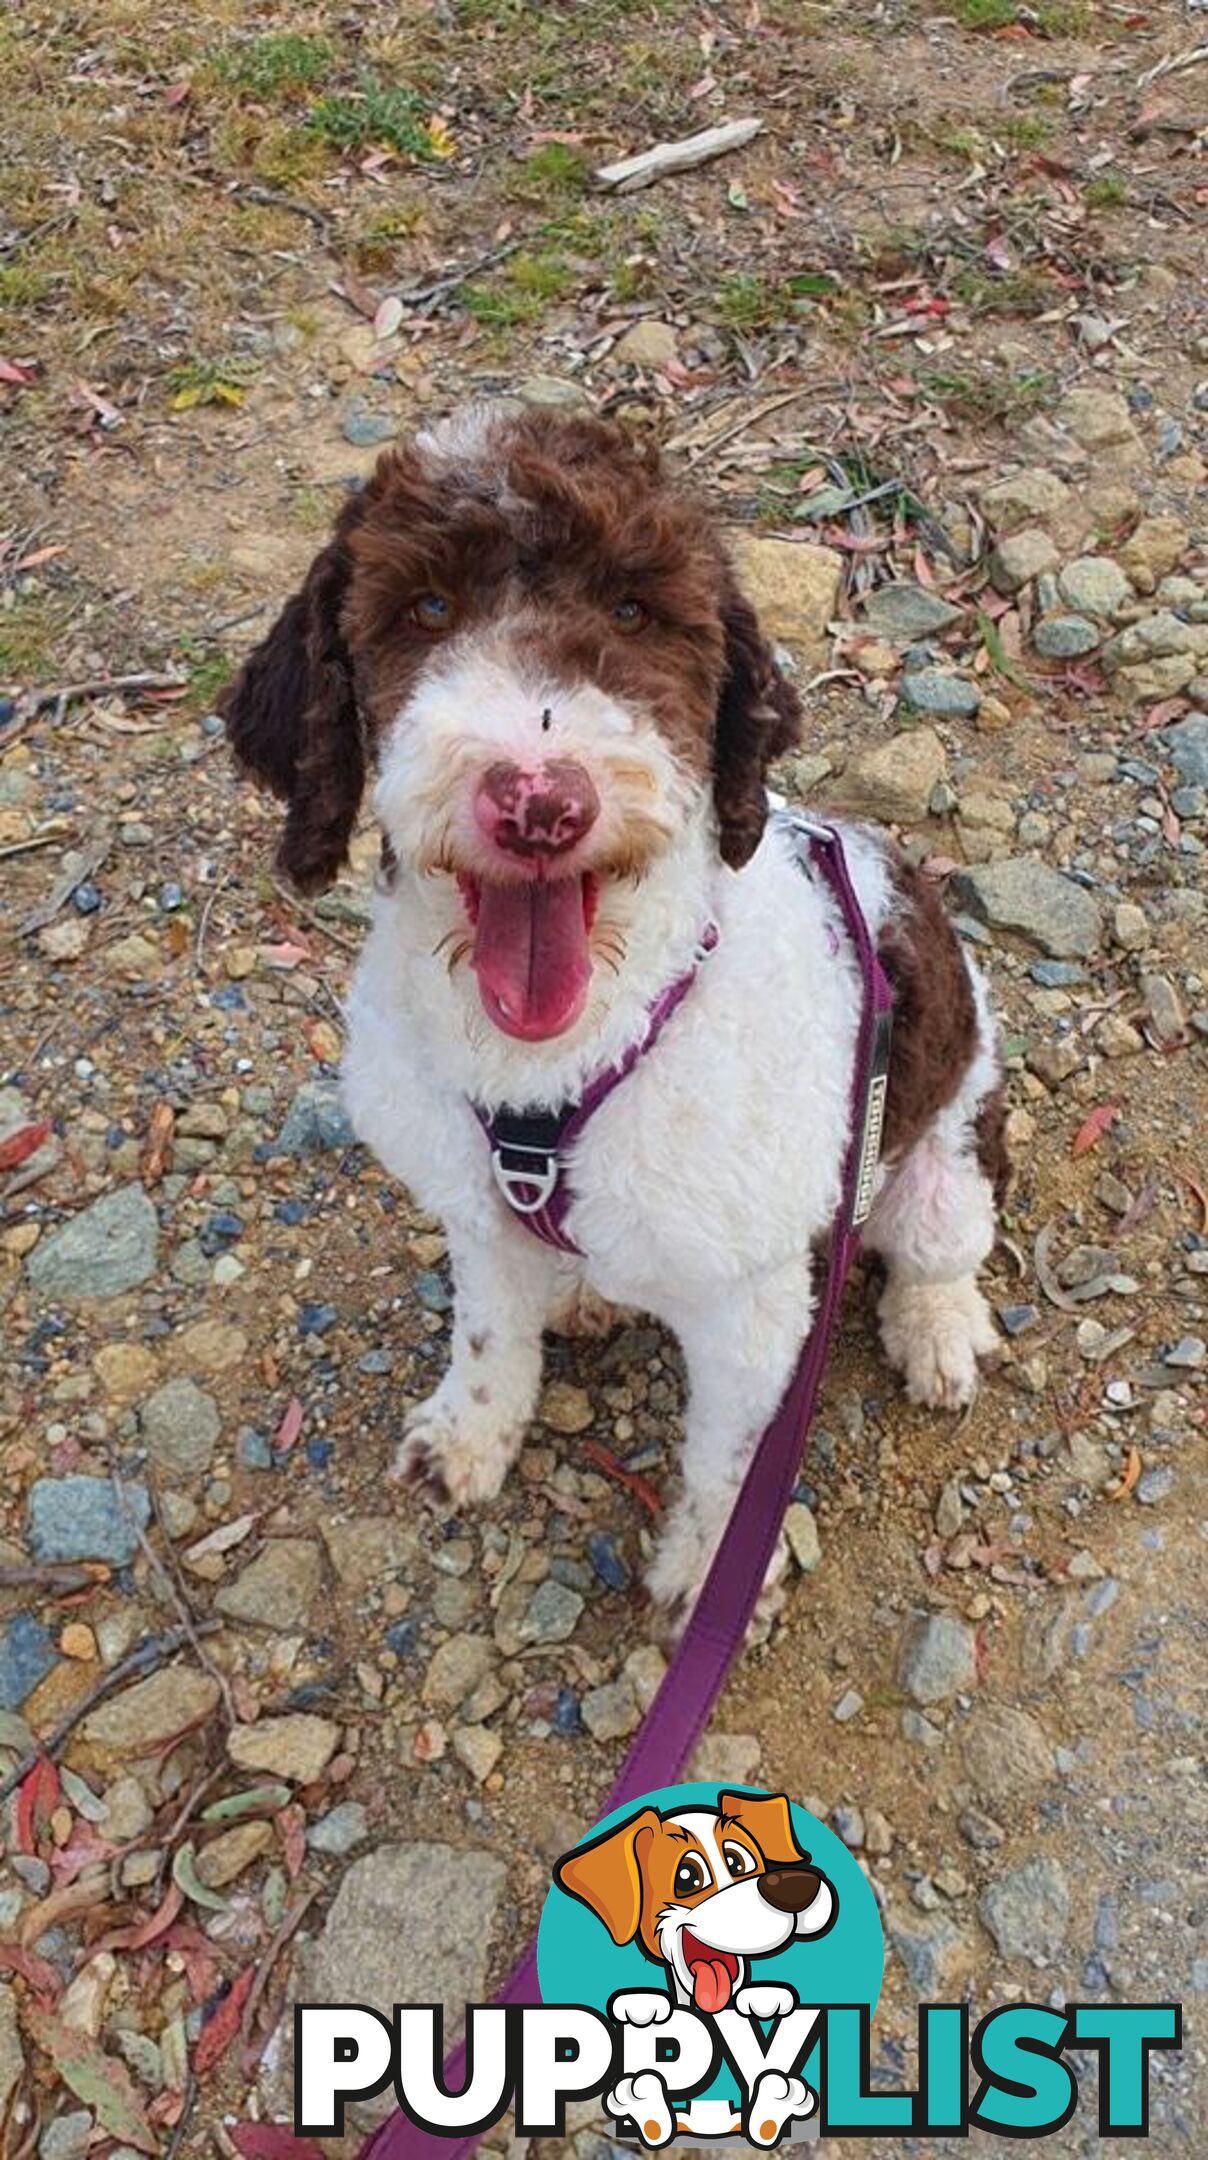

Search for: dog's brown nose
xmin=759 ymin=1866 xmax=823 ymax=1914
xmin=475 ymin=758 xmax=600 ymax=862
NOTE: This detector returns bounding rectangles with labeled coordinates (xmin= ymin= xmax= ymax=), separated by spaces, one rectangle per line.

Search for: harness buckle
xmin=491 ymin=1142 xmax=559 ymax=1215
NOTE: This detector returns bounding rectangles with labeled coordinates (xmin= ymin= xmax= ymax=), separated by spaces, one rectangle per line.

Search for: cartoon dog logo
xmin=555 ymin=1790 xmax=836 ymax=2144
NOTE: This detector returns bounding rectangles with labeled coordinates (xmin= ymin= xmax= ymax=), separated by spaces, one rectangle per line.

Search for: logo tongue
xmin=690 ymin=1957 xmax=734 ymax=2014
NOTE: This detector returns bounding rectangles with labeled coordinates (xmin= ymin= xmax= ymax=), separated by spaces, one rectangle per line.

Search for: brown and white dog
xmin=556 ymin=1791 xmax=834 ymax=2143
xmin=222 ymin=402 xmax=1005 ymax=1618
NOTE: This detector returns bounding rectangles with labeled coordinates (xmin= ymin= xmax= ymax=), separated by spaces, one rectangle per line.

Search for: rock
xmin=1098 ymin=1012 xmax=1145 ymax=1059
xmin=580 ymin=1678 xmax=639 ymax=1742
xmin=862 ymin=584 xmax=963 ymax=639
xmin=961 ymin=1705 xmax=1053 ymax=1802
xmin=101 ymin=1776 xmax=153 ymax=1841
xmin=980 ymin=1858 xmax=1070 ymax=1964
xmin=39 ymin=2111 xmax=92 ymax=2160
xmin=288 ymin=1845 xmax=507 ymax=2121
xmin=277 ymin=1079 xmax=356 ymax=1155
xmin=935 ymin=1480 xmax=964 ymax=1538
xmin=864 ymin=1808 xmax=893 ymax=1857
xmin=140 ymin=1379 xmax=220 ymax=1479
xmin=1117 ymin=515 xmax=1189 ymax=590
xmin=308 ymin=1801 xmax=369 ymax=1854
xmin=898 ymin=669 xmax=981 ymax=720
xmin=960 ymin=1807 xmax=1006 ymax=1851
xmin=494 ymin=1577 xmax=583 ymax=1656
xmin=1137 ymin=1466 xmax=1174 ymax=1505
xmin=1057 ymin=556 xmax=1133 ymax=617
xmin=979 ymin=468 xmax=1073 ymax=534
xmin=93 ymin=1343 xmax=157 ymax=1400
xmin=832 ymin=727 xmax=946 ymax=823
xmin=784 ymin=1502 xmax=821 ymax=1573
xmin=690 ymin=1732 xmax=762 ymax=1783
xmin=422 ymin=1632 xmax=495 ymax=1711
xmin=214 ymin=1539 xmax=323 ymax=1630
xmin=107 ymin=932 xmax=160 ymax=978
xmin=176 ymin=1319 xmax=247 ymax=1372
xmin=0 ymin=1985 xmax=23 ymax=2118
xmin=28 ymin=1476 xmax=151 ymax=1566
xmin=1142 ymin=973 xmax=1186 ymax=1047
xmin=897 ymin=1612 xmax=977 ymax=1706
xmin=727 ymin=534 xmax=843 ymax=671
xmin=990 ymin=528 xmax=1060 ymax=594
xmin=539 ymin=1381 xmax=593 ymax=1435
xmin=39 ymin=918 xmax=91 ymax=963
xmin=452 ymin=1724 xmax=503 ymax=1782
xmin=833 ymin=1688 xmax=864 ymax=1724
xmin=0 ymin=1613 xmax=57 ymax=1710
xmin=26 ymin=1185 xmax=159 ymax=1299
xmin=341 ymin=397 xmax=395 ymax=448
xmin=322 ymin=1516 xmax=418 ymax=1600
xmin=196 ymin=1820 xmax=273 ymax=1887
xmin=1163 ymin=714 xmax=1208 ymax=789
xmin=1056 ymin=388 xmax=1136 ymax=450
xmin=889 ymin=1913 xmax=965 ymax=1994
xmin=951 ymin=860 xmax=1101 ymax=958
xmin=1112 ymin=902 xmax=1148 ymax=953
xmin=1033 ymin=614 xmax=1100 ymax=660
xmin=81 ymin=1667 xmax=220 ymax=1764
xmin=516 ymin=375 xmax=591 ymax=412
xmin=612 ymin=320 xmax=679 ymax=368
xmin=228 ymin=1713 xmax=341 ymax=1784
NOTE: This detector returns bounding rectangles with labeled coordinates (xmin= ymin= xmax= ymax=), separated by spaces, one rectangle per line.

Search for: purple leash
xmin=352 ymin=825 xmax=895 ymax=2160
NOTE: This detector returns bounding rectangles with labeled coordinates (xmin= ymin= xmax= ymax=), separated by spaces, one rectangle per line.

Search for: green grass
xmin=954 ymin=266 xmax=1053 ymax=318
xmin=917 ymin=364 xmax=1052 ymax=422
xmin=177 ymin=638 xmax=233 ymax=709
xmin=507 ymin=141 xmax=589 ymax=203
xmin=211 ymin=33 xmax=338 ymax=97
xmin=716 ymin=270 xmax=839 ymax=332
xmin=1000 ymin=114 xmax=1052 ymax=149
xmin=953 ymin=0 xmax=1016 ymax=27
xmin=464 ymin=249 xmax=573 ymax=326
xmin=1085 ymin=170 xmax=1128 ymax=208
xmin=0 ymin=595 xmax=66 ymax=686
xmin=166 ymin=354 xmax=260 ymax=410
xmin=308 ymin=73 xmax=440 ymax=159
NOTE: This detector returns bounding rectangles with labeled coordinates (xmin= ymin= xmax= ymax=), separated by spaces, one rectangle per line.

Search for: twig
xmin=596 ymin=117 xmax=763 ymax=194
xmin=0 ymin=1562 xmax=104 ymax=1592
xmin=394 ymin=241 xmax=520 ymax=314
xmin=270 ymin=878 xmax=362 ymax=955
xmin=0 ymin=1623 xmax=221 ymax=1804
xmin=240 ymin=1887 xmax=320 ymax=2055
xmin=17 ymin=671 xmax=186 ymax=716
xmin=164 ymin=2075 xmax=198 ymax=2160
xmin=17 ymin=827 xmax=112 ymax=937
xmin=202 ymin=602 xmax=268 ymax=639
xmin=666 ymin=388 xmax=816 ymax=463
xmin=195 ymin=868 xmax=232 ymax=977
xmin=1138 ymin=41 xmax=1208 ymax=88
xmin=234 ymin=185 xmax=331 ymax=231
xmin=136 ymin=1473 xmax=238 ymax=1729
xmin=0 ymin=833 xmax=66 ymax=863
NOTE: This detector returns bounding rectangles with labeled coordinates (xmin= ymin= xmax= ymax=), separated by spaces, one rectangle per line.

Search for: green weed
xmin=308 ymin=74 xmax=439 ymax=159
xmin=1085 ymin=171 xmax=1128 ymax=208
xmin=211 ymin=33 xmax=338 ymax=98
xmin=464 ymin=250 xmax=572 ymax=326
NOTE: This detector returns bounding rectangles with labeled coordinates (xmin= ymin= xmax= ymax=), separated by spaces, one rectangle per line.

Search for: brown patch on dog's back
xmin=878 ymin=857 xmax=979 ymax=1163
xmin=974 ymin=1083 xmax=1010 ymax=1204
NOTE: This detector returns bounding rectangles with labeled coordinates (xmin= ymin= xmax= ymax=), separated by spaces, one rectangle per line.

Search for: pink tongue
xmin=691 ymin=1959 xmax=734 ymax=2014
xmin=472 ymin=877 xmax=592 ymax=1041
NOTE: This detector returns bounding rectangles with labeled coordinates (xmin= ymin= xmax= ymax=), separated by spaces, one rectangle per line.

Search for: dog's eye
xmin=611 ymin=598 xmax=647 ymax=634
xmin=723 ymin=1843 xmax=758 ymax=1879
xmin=412 ymin=592 xmax=454 ymax=632
xmin=673 ymin=1855 xmax=709 ymax=1898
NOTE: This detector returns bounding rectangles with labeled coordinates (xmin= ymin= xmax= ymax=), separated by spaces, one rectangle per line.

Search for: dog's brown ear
xmin=219 ymin=492 xmax=368 ymax=895
xmin=719 ymin=1791 xmax=804 ymax=1867
xmin=712 ymin=577 xmax=802 ymax=870
xmin=554 ymin=1806 xmax=661 ymax=1946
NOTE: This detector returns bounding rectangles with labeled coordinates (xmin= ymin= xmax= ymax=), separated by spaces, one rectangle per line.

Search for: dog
xmin=556 ymin=1789 xmax=835 ymax=2143
xmin=221 ymin=402 xmax=1005 ymax=1618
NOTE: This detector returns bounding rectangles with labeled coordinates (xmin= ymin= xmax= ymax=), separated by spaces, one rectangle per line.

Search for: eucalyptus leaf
xmin=201 ymin=1782 xmax=292 ymax=1824
xmin=172 ymin=1839 xmax=229 ymax=1912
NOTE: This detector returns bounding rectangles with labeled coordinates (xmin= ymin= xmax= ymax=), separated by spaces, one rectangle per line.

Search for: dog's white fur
xmin=342 ymin=612 xmax=1000 ymax=1614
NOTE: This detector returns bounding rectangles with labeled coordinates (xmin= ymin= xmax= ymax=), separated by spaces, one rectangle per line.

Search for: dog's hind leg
xmin=864 ymin=1102 xmax=1003 ymax=1411
xmin=393 ymin=1223 xmax=566 ymax=1504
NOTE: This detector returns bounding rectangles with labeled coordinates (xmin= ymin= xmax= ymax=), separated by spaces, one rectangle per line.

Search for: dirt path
xmin=2 ymin=3 xmax=1206 ymax=2155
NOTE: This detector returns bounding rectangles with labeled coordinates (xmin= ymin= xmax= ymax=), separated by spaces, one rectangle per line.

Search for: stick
xmin=17 ymin=827 xmax=112 ymax=937
xmin=595 ymin=117 xmax=763 ymax=194
xmin=138 ymin=1474 xmax=238 ymax=1730
xmin=397 ymin=241 xmax=520 ymax=314
xmin=0 ymin=833 xmax=65 ymax=863
xmin=234 ymin=185 xmax=330 ymax=230
xmin=1138 ymin=41 xmax=1208 ymax=89
xmin=0 ymin=1623 xmax=221 ymax=1804
xmin=0 ymin=1562 xmax=105 ymax=1592
xmin=18 ymin=672 xmax=186 ymax=715
xmin=239 ymin=1886 xmax=320 ymax=2057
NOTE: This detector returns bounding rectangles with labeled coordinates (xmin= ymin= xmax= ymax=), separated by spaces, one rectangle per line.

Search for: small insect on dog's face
xmin=220 ymin=404 xmax=800 ymax=1044
xmin=556 ymin=1791 xmax=836 ymax=2013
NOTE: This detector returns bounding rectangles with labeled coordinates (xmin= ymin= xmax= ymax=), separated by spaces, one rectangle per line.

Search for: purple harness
xmin=239 ymin=821 xmax=893 ymax=2160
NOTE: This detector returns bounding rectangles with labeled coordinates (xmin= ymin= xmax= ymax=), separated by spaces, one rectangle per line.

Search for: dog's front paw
xmin=747 ymin=2070 xmax=813 ymax=2146
xmin=880 ymin=1278 xmax=999 ymax=1411
xmin=608 ymin=2072 xmax=674 ymax=2148
xmin=610 ymin=1990 xmax=672 ymax=2027
xmin=646 ymin=1498 xmax=788 ymax=1640
xmin=390 ymin=1383 xmax=522 ymax=1505
xmin=735 ymin=1982 xmax=798 ymax=2022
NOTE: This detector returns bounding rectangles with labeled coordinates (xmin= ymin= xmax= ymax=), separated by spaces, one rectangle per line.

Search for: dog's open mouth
xmin=681 ymin=1930 xmax=740 ymax=2014
xmin=458 ymin=871 xmax=599 ymax=1042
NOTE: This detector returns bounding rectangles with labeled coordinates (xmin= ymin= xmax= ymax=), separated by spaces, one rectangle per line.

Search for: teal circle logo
xmin=537 ymin=1782 xmax=883 ymax=2135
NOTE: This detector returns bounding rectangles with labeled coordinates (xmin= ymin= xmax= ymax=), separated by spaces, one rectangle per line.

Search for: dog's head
xmin=220 ymin=403 xmax=799 ymax=1044
xmin=555 ymin=1791 xmax=835 ymax=2012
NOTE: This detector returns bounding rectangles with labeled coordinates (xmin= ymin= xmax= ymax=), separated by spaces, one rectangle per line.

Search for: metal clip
xmin=491 ymin=1144 xmax=559 ymax=1215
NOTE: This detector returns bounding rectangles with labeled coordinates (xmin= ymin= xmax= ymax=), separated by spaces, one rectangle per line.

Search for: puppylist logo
xmin=294 ymin=1783 xmax=1181 ymax=2145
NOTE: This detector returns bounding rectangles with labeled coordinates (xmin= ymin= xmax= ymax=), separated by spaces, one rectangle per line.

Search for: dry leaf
xmin=24 ymin=2010 xmax=159 ymax=2153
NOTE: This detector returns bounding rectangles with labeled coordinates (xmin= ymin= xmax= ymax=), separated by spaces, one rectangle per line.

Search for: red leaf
xmin=94 ymin=1879 xmax=184 ymax=1951
xmin=0 ymin=1119 xmax=52 ymax=1171
xmin=0 ymin=1942 xmax=62 ymax=1997
xmin=274 ymin=1396 xmax=304 ymax=1454
xmin=15 ymin=1757 xmax=61 ymax=1854
xmin=0 ymin=357 xmax=38 ymax=386
xmin=1071 ymin=1102 xmax=1120 ymax=1158
xmin=194 ymin=1966 xmax=256 ymax=2076
xmin=276 ymin=1804 xmax=307 ymax=1880
xmin=228 ymin=2129 xmax=326 ymax=2160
